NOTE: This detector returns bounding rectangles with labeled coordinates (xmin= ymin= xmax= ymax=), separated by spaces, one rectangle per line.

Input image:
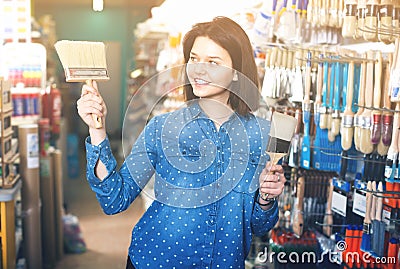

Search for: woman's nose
xmin=193 ymin=62 xmax=207 ymax=74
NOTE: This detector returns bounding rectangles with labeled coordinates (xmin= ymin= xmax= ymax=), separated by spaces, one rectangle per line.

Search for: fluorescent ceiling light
xmin=93 ymin=0 xmax=104 ymax=12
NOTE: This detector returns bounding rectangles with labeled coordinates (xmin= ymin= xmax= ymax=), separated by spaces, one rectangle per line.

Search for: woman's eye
xmin=189 ymin=56 xmax=197 ymax=62
xmin=209 ymin=61 xmax=218 ymax=65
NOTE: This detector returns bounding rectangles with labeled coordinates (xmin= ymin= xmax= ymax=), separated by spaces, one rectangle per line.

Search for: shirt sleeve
xmin=85 ymin=117 xmax=158 ymax=215
xmin=251 ymin=198 xmax=279 ymax=236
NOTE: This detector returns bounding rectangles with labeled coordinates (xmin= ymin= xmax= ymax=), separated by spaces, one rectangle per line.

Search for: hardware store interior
xmin=0 ymin=0 xmax=399 ymax=268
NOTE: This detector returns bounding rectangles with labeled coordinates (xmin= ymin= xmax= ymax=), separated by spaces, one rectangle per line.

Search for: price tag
xmin=332 ymin=190 xmax=347 ymax=217
xmin=382 ymin=208 xmax=391 ymax=226
xmin=352 ymin=189 xmax=366 ymax=217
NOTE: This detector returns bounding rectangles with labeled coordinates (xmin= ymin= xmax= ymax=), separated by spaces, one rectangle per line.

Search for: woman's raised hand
xmin=77 ymin=81 xmax=107 ymax=129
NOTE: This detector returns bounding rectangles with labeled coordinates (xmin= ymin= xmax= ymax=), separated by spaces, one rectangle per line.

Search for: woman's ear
xmin=233 ymin=71 xmax=238 ymax=81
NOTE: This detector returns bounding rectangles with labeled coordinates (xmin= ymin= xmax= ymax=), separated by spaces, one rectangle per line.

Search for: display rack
xmin=2 ymin=42 xmax=46 ymax=126
xmin=0 ymin=78 xmax=19 ymax=188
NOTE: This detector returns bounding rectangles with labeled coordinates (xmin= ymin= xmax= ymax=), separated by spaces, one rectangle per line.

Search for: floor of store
xmin=54 ymin=144 xmax=146 ymax=269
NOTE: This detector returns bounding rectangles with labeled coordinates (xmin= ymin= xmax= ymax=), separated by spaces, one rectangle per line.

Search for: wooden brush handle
xmin=86 ymin=79 xmax=103 ymax=129
xmin=375 ymin=181 xmax=383 ymax=221
xmin=264 ymin=49 xmax=272 ymax=69
xmin=383 ymin=53 xmax=393 ymax=110
xmin=315 ymin=54 xmax=324 ymax=105
xmin=364 ymin=181 xmax=373 ymax=224
xmin=390 ymin=38 xmax=400 ymax=101
xmin=345 ymin=58 xmax=355 ymax=113
xmin=365 ymin=51 xmax=375 ymax=110
xmin=287 ymin=50 xmax=293 ymax=70
xmin=370 ymin=181 xmax=377 ymax=222
xmin=357 ymin=56 xmax=367 ymax=115
xmin=293 ymin=176 xmax=305 ymax=236
xmin=373 ymin=51 xmax=382 ymax=109
xmin=388 ymin=103 xmax=400 ymax=159
xmin=323 ymin=178 xmax=334 ymax=236
xmin=304 ymin=51 xmax=312 ymax=104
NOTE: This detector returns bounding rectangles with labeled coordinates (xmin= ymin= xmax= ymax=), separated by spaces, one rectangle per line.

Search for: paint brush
xmin=370 ymin=180 xmax=378 ymax=255
xmin=359 ymin=50 xmax=375 ymax=155
xmin=322 ymin=177 xmax=333 ymax=237
xmin=360 ymin=181 xmax=373 ymax=252
xmin=262 ymin=111 xmax=297 ymax=200
xmin=342 ymin=0 xmax=358 ymax=38
xmin=341 ymin=53 xmax=355 ymax=151
xmin=54 ymin=40 xmax=110 ymax=128
xmin=378 ymin=54 xmax=393 ymax=155
xmin=375 ymin=181 xmax=385 ymax=257
xmin=378 ymin=0 xmax=394 ymax=44
xmin=371 ymin=51 xmax=383 ymax=146
xmin=301 ymin=51 xmax=312 ymax=169
xmin=292 ymin=176 xmax=305 ymax=237
xmin=354 ymin=55 xmax=367 ymax=151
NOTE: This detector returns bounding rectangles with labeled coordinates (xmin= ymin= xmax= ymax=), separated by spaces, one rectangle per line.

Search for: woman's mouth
xmin=194 ymin=78 xmax=210 ymax=85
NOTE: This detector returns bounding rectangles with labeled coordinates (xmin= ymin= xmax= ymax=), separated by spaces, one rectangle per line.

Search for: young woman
xmin=77 ymin=16 xmax=285 ymax=269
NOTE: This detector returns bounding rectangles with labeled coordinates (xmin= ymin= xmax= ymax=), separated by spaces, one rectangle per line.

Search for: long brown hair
xmin=182 ymin=16 xmax=260 ymax=116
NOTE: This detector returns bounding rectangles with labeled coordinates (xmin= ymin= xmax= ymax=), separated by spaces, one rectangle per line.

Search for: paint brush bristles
xmin=267 ymin=112 xmax=297 ymax=164
xmin=54 ymin=40 xmax=109 ymax=82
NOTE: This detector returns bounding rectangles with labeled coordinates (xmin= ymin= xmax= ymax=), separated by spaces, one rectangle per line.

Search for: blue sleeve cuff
xmin=252 ymin=198 xmax=279 ymax=236
xmin=253 ymin=199 xmax=278 ymax=216
xmin=85 ymin=136 xmax=117 ymax=186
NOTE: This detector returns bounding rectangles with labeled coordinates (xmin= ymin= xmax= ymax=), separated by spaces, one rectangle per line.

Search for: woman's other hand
xmin=258 ymin=162 xmax=285 ymax=202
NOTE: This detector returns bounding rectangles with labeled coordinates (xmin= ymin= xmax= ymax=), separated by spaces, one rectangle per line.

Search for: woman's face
xmin=186 ymin=36 xmax=236 ymax=103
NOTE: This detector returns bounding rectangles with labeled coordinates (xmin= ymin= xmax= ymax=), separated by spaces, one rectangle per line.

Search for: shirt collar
xmin=186 ymin=99 xmax=252 ymax=124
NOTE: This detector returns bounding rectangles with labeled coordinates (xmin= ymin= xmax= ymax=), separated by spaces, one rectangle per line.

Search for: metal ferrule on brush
xmin=363 ymin=222 xmax=371 ymax=233
xmin=353 ymin=114 xmax=362 ymax=127
xmin=65 ymin=68 xmax=109 ymax=82
xmin=341 ymin=115 xmax=354 ymax=128
xmin=361 ymin=115 xmax=371 ymax=129
xmin=318 ymin=106 xmax=327 ymax=115
xmin=314 ymin=103 xmax=321 ymax=123
xmin=303 ymin=104 xmax=311 ymax=123
xmin=267 ymin=136 xmax=291 ymax=153
xmin=332 ymin=110 xmax=341 ymax=119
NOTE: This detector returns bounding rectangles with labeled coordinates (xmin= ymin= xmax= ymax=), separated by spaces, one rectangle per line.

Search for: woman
xmin=77 ymin=16 xmax=285 ymax=269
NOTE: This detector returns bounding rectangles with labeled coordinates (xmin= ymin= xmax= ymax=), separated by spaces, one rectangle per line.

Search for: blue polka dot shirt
xmin=85 ymin=101 xmax=279 ymax=268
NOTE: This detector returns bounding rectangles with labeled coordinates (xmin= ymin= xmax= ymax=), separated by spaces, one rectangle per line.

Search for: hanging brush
xmin=359 ymin=50 xmax=375 ymax=155
xmin=301 ymin=51 xmax=312 ymax=169
xmin=360 ymin=181 xmax=373 ymax=253
xmin=341 ymin=52 xmax=355 ymax=151
xmin=378 ymin=52 xmax=394 ymax=155
xmin=322 ymin=177 xmax=334 ymax=237
xmin=354 ymin=54 xmax=367 ymax=151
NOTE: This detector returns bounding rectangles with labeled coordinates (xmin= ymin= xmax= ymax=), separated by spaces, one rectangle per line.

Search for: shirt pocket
xmin=230 ymin=151 xmax=268 ymax=195
xmin=161 ymin=146 xmax=213 ymax=188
